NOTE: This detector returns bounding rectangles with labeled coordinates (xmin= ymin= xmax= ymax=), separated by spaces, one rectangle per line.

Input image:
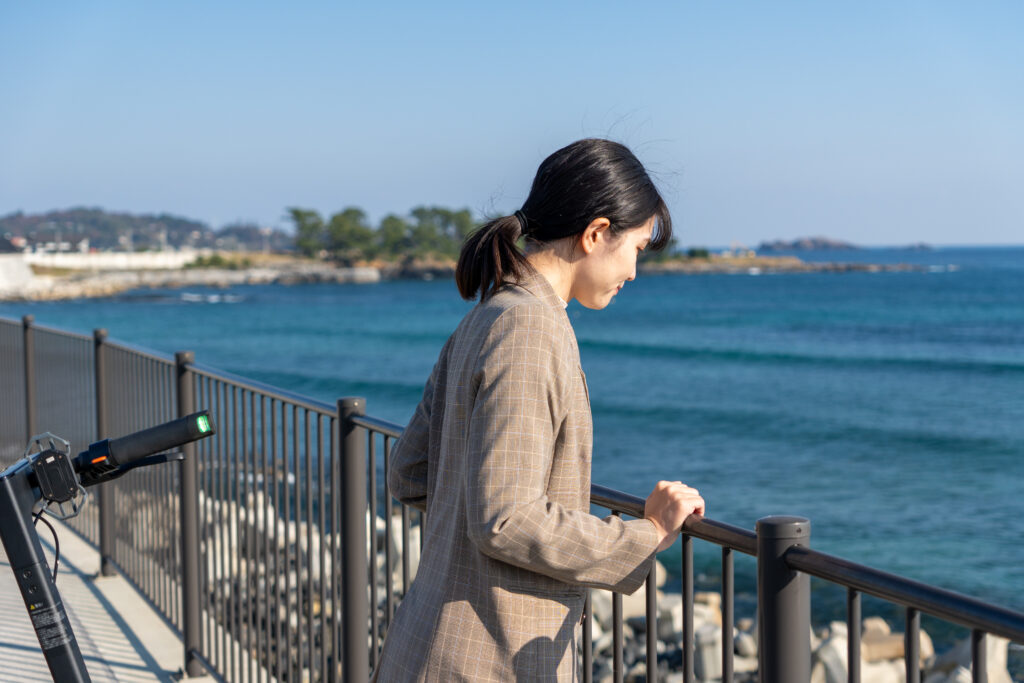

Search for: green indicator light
xmin=196 ymin=415 xmax=211 ymax=433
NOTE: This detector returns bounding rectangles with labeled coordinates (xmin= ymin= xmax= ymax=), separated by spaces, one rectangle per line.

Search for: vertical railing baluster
xmin=420 ymin=508 xmax=426 ymax=552
xmin=971 ymin=629 xmax=986 ymax=683
xmin=384 ymin=436 xmax=395 ymax=623
xmin=583 ymin=591 xmax=593 ymax=683
xmin=247 ymin=391 xmax=257 ymax=683
xmin=22 ymin=315 xmax=35 ymax=441
xmin=216 ymin=380 xmax=227 ymax=676
xmin=317 ymin=414 xmax=328 ymax=681
xmin=330 ymin=413 xmax=341 ymax=682
xmin=295 ymin=406 xmax=307 ymax=683
xmin=682 ymin=533 xmax=694 ymax=683
xmin=905 ymin=607 xmax=920 ymax=683
xmin=287 ymin=403 xmax=298 ymax=682
xmin=199 ymin=375 xmax=210 ymax=665
xmin=271 ymin=399 xmax=283 ymax=682
xmin=722 ymin=546 xmax=734 ymax=683
xmin=304 ymin=411 xmax=314 ymax=682
xmin=230 ymin=384 xmax=241 ymax=683
xmin=402 ymin=503 xmax=411 ymax=592
xmin=613 ymin=512 xmax=623 ymax=683
xmin=276 ymin=401 xmax=288 ymax=683
xmin=259 ymin=394 xmax=269 ymax=682
xmin=94 ymin=329 xmax=117 ymax=577
xmin=848 ymin=588 xmax=861 ymax=683
xmin=369 ymin=431 xmax=379 ymax=671
xmin=646 ymin=564 xmax=658 ymax=682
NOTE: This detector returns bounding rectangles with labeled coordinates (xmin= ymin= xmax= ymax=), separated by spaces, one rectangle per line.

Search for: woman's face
xmin=571 ymin=216 xmax=654 ymax=310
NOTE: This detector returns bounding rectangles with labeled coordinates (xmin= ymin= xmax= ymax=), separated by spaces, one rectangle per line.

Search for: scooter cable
xmin=32 ymin=509 xmax=60 ymax=582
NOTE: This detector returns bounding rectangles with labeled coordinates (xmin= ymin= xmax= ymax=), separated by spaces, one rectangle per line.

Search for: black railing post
xmin=757 ymin=515 xmax=811 ymax=683
xmin=339 ymin=397 xmax=368 ymax=683
xmin=177 ymin=351 xmax=202 ymax=677
xmin=94 ymin=328 xmax=116 ymax=576
xmin=22 ymin=315 xmax=36 ymax=440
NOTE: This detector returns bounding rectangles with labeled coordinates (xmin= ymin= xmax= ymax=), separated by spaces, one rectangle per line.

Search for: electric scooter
xmin=0 ymin=411 xmax=216 ymax=682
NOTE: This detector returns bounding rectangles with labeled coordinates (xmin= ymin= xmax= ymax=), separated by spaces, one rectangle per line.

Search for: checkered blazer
xmin=372 ymin=270 xmax=659 ymax=682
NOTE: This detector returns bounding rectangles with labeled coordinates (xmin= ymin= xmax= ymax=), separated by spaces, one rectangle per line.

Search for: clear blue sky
xmin=2 ymin=1 xmax=1022 ymax=246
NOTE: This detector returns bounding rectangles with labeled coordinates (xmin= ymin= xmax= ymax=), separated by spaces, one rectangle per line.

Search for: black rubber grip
xmin=106 ymin=411 xmax=215 ymax=467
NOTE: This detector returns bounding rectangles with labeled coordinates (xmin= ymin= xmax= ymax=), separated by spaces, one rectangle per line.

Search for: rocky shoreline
xmin=0 ymin=253 xmax=928 ymax=302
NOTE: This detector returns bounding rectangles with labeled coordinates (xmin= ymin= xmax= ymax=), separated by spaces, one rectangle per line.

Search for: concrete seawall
xmin=23 ymin=249 xmax=210 ymax=270
xmin=0 ymin=253 xmax=381 ymax=301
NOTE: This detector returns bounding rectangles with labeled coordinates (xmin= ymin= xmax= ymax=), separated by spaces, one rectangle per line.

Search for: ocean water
xmin=4 ymin=246 xmax=1023 ymax=642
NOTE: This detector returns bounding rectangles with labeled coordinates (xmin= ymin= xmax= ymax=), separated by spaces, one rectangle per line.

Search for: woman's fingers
xmin=645 ymin=481 xmax=708 ymax=550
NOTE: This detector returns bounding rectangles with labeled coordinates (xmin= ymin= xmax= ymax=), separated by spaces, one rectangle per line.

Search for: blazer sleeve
xmin=463 ymin=304 xmax=659 ymax=595
xmin=387 ymin=340 xmax=448 ymax=513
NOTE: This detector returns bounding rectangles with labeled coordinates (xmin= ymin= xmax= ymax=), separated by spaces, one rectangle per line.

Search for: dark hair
xmin=456 ymin=138 xmax=673 ymax=301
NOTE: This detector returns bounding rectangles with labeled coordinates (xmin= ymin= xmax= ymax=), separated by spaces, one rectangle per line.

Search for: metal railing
xmin=3 ymin=314 xmax=1023 ymax=683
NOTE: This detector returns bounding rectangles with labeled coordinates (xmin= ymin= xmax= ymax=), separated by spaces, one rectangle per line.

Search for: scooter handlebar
xmin=74 ymin=411 xmax=215 ymax=485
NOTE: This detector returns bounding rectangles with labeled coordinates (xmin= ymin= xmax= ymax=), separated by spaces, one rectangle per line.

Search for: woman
xmin=374 ymin=139 xmax=706 ymax=681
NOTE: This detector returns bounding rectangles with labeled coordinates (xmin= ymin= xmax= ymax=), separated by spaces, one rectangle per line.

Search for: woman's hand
xmin=644 ymin=481 xmax=706 ymax=552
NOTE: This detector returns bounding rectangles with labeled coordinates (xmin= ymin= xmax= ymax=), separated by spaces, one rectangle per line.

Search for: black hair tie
xmin=513 ymin=210 xmax=529 ymax=236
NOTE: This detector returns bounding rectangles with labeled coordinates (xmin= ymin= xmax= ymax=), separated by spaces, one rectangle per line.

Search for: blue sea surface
xmin=5 ymin=246 xmax=1023 ymax=639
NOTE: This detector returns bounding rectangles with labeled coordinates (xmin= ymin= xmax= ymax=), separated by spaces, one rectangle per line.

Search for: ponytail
xmin=455 ymin=215 xmax=531 ymax=301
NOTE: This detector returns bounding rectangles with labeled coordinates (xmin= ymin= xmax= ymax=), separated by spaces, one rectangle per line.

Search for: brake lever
xmin=77 ymin=450 xmax=185 ymax=487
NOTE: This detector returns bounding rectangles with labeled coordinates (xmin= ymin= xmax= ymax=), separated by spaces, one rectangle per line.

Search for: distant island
xmin=757 ymin=236 xmax=934 ymax=252
xmin=757 ymin=236 xmax=860 ymax=252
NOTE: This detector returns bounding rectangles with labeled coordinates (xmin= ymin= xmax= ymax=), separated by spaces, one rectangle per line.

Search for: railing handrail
xmin=591 ymin=484 xmax=759 ymax=556
xmin=103 ymin=337 xmax=177 ymax=365
xmin=25 ymin=321 xmax=94 ymax=344
xmin=785 ymin=545 xmax=1024 ymax=643
xmin=188 ymin=361 xmax=337 ymax=416
xmin=349 ymin=414 xmax=403 ymax=439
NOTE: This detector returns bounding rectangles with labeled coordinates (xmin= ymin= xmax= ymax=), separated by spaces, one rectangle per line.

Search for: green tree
xmin=377 ymin=214 xmax=412 ymax=259
xmin=409 ymin=206 xmax=476 ymax=257
xmin=327 ymin=207 xmax=375 ymax=264
xmin=287 ymin=208 xmax=326 ymax=257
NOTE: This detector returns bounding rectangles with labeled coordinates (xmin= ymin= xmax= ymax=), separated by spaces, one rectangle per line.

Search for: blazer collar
xmin=515 ymin=268 xmax=570 ymax=318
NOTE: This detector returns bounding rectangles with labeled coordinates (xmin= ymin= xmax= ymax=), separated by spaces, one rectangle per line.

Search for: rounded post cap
xmin=756 ymin=515 xmax=810 ymax=539
xmin=338 ymin=397 xmax=366 ymax=414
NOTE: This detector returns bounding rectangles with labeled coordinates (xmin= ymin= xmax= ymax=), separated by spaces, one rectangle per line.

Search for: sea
xmin=4 ymin=246 xmax=1022 ymax=651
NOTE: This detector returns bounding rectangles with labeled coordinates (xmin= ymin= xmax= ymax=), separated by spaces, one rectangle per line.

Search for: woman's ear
xmin=579 ymin=217 xmax=612 ymax=255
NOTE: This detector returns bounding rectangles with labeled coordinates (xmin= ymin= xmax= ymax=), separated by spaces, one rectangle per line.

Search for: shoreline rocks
xmin=0 ymin=251 xmax=932 ymax=301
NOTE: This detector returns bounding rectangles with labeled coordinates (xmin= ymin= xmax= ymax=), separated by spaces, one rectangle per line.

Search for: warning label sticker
xmin=30 ymin=604 xmax=72 ymax=650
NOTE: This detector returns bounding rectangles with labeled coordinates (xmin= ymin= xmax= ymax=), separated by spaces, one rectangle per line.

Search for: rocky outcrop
xmin=640 ymin=254 xmax=921 ymax=275
xmin=758 ymin=237 xmax=861 ymax=252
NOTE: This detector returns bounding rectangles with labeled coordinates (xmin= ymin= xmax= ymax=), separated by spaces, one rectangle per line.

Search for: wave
xmin=181 ymin=292 xmax=244 ymax=304
xmin=577 ymin=338 xmax=1024 ymax=375
xmin=589 ymin=399 xmax=1020 ymax=457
